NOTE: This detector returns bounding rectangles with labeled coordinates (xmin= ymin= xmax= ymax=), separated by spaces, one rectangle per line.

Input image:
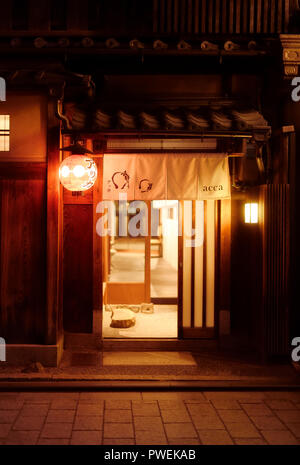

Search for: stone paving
xmin=0 ymin=390 xmax=299 ymax=445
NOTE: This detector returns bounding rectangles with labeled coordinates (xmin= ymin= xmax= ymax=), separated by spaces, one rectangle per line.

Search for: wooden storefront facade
xmin=0 ymin=0 xmax=298 ymax=366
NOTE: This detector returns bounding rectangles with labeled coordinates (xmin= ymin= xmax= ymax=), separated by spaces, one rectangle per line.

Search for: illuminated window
xmin=245 ymin=203 xmax=258 ymax=224
xmin=0 ymin=115 xmax=10 ymax=151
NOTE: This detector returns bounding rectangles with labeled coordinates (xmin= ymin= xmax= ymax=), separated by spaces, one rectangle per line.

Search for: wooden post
xmin=46 ymin=102 xmax=61 ymax=345
xmin=218 ymin=199 xmax=231 ymax=336
xmin=144 ymin=200 xmax=151 ymax=303
xmin=92 ymin=150 xmax=103 ymax=335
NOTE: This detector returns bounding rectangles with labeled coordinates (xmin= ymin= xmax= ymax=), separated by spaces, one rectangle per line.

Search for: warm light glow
xmin=60 ymin=166 xmax=70 ymax=177
xmin=245 ymin=203 xmax=258 ymax=224
xmin=0 ymin=115 xmax=10 ymax=151
xmin=59 ymin=155 xmax=97 ymax=191
xmin=73 ymin=164 xmax=85 ymax=178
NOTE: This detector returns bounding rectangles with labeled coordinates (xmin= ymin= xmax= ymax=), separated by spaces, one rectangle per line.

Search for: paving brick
xmin=0 ymin=410 xmax=19 ymax=423
xmin=262 ymin=430 xmax=300 ymax=445
xmin=46 ymin=410 xmax=75 ymax=423
xmin=211 ymin=400 xmax=241 ymax=410
xmin=4 ymin=430 xmax=39 ymax=445
xmin=70 ymin=431 xmax=102 ymax=445
xmin=286 ymin=423 xmax=300 ymax=438
xmin=135 ymin=431 xmax=167 ymax=445
xmin=13 ymin=415 xmax=45 ymax=431
xmin=234 ymin=438 xmax=268 ymax=445
xmin=38 ymin=438 xmax=70 ymax=445
xmin=0 ymin=423 xmax=11 ymax=438
xmin=134 ymin=416 xmax=165 ymax=433
xmin=240 ymin=403 xmax=273 ymax=417
xmin=161 ymin=409 xmax=191 ymax=423
xmin=225 ymin=422 xmax=261 ymax=438
xmin=158 ymin=401 xmax=186 ymax=410
xmin=275 ymin=410 xmax=300 ymax=424
xmin=77 ymin=403 xmax=104 ymax=416
xmin=104 ymin=423 xmax=134 ymax=439
xmin=73 ymin=415 xmax=103 ymax=430
xmin=105 ymin=409 xmax=132 ymax=423
xmin=191 ymin=414 xmax=225 ymax=430
xmin=186 ymin=404 xmax=216 ymax=416
xmin=21 ymin=404 xmax=49 ymax=416
xmin=218 ymin=410 xmax=250 ymax=423
xmin=250 ymin=415 xmax=286 ymax=431
xmin=264 ymin=392 xmax=300 ymax=402
xmin=184 ymin=400 xmax=210 ymax=404
xmin=103 ymin=438 xmax=135 ymax=445
xmin=164 ymin=423 xmax=197 ymax=439
xmin=51 ymin=399 xmax=78 ymax=410
xmin=41 ymin=423 xmax=73 ymax=439
xmin=203 ymin=392 xmax=266 ymax=402
xmin=198 ymin=430 xmax=234 ymax=445
xmin=132 ymin=401 xmax=160 ymax=417
xmin=266 ymin=400 xmax=295 ymax=410
xmin=105 ymin=400 xmax=131 ymax=410
xmin=0 ymin=400 xmax=24 ymax=410
xmin=168 ymin=438 xmax=201 ymax=445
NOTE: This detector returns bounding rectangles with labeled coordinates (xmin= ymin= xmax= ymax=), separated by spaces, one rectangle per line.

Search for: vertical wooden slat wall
xmin=154 ymin=0 xmax=291 ymax=34
xmin=261 ymin=184 xmax=290 ymax=357
xmin=0 ymin=172 xmax=47 ymax=344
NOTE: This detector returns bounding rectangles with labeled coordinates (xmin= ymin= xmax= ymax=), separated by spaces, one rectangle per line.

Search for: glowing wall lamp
xmin=245 ymin=203 xmax=258 ymax=224
xmin=59 ymin=143 xmax=97 ymax=192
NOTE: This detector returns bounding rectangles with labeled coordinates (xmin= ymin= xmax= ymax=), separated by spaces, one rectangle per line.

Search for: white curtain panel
xmin=167 ymin=154 xmax=198 ymax=200
xmin=103 ymin=154 xmax=136 ymax=200
xmin=103 ymin=153 xmax=230 ymax=200
xmin=135 ymin=154 xmax=167 ymax=200
xmin=197 ymin=154 xmax=231 ymax=200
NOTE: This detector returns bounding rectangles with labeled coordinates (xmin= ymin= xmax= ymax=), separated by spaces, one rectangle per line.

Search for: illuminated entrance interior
xmin=102 ymin=200 xmax=179 ymax=338
xmin=101 ymin=199 xmax=217 ymax=340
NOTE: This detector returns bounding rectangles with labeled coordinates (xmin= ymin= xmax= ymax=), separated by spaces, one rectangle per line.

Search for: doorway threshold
xmin=102 ymin=339 xmax=217 ymax=351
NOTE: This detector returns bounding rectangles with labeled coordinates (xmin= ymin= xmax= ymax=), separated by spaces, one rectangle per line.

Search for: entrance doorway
xmin=102 ymin=200 xmax=179 ymax=338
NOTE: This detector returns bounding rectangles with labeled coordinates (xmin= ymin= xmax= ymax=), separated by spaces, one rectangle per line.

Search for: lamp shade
xmin=59 ymin=155 xmax=97 ymax=191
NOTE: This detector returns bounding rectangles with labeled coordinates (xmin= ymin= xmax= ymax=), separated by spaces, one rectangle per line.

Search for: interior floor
xmin=102 ymin=304 xmax=178 ymax=338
